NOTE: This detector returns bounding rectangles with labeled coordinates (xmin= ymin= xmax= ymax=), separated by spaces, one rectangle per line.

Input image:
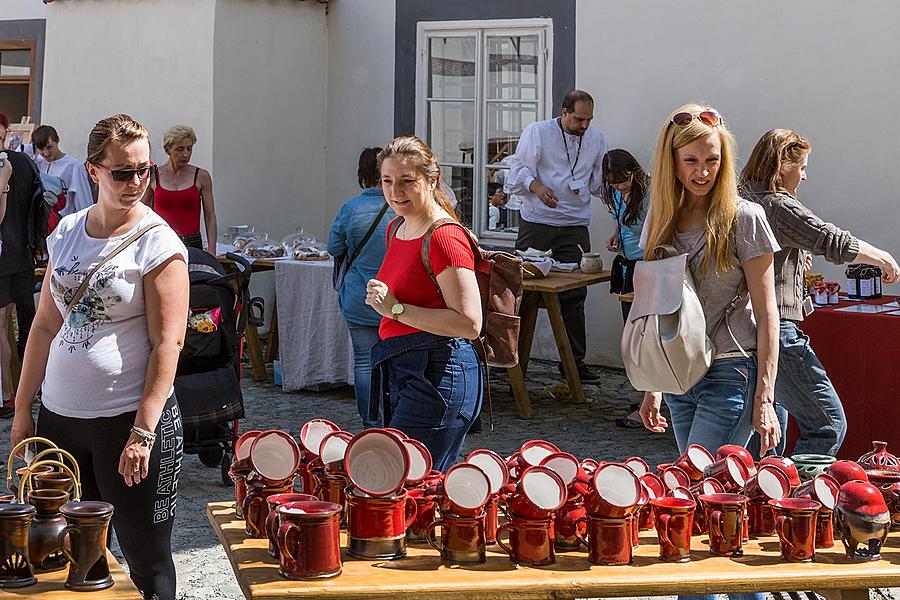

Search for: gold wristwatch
xmin=391 ymin=303 xmax=405 ymax=321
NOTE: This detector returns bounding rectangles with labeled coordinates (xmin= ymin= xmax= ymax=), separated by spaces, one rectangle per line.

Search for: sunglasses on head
xmin=671 ymin=110 xmax=722 ymax=128
xmin=92 ymin=162 xmax=153 ymax=182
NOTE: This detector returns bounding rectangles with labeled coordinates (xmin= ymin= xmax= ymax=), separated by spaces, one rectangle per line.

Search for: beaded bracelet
xmin=130 ymin=425 xmax=157 ymax=449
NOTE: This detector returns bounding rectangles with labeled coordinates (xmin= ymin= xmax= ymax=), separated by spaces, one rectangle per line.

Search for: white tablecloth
xmin=275 ymin=259 xmax=354 ymax=391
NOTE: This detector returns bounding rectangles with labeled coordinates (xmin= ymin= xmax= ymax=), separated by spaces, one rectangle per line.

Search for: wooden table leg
xmin=506 ymin=364 xmax=532 ymax=420
xmin=517 ymin=292 xmax=540 ymax=375
xmin=244 ymin=324 xmax=268 ymax=382
xmin=543 ymin=291 xmax=586 ymax=403
xmin=264 ymin=300 xmax=279 ymax=362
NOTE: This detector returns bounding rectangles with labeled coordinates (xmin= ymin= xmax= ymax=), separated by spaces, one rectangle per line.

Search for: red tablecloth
xmin=788 ymin=295 xmax=900 ymax=459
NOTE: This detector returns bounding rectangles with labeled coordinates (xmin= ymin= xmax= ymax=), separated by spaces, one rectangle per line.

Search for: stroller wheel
xmin=199 ymin=446 xmax=225 ymax=467
xmin=221 ymin=453 xmax=233 ymax=487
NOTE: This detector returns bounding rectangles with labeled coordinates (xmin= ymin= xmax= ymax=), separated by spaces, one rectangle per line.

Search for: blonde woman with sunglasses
xmin=638 ymin=105 xmax=782 ymax=480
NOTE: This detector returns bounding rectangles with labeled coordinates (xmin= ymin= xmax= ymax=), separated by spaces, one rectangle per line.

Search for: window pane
xmin=487 ymin=35 xmax=540 ymax=101
xmin=485 ymin=168 xmax=519 ymax=234
xmin=441 ymin=165 xmax=473 ymax=229
xmin=428 ymin=101 xmax=475 ymax=164
xmin=484 ymin=102 xmax=537 ymax=164
xmin=429 ymin=36 xmax=476 ymax=99
xmin=0 ymin=50 xmax=30 ymax=77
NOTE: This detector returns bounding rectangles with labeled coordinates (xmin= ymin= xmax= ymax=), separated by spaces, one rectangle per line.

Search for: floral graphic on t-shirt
xmin=51 ymin=256 xmax=123 ymax=352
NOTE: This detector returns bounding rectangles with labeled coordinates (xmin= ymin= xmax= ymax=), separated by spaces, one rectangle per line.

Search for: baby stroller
xmin=175 ymin=248 xmax=263 ymax=485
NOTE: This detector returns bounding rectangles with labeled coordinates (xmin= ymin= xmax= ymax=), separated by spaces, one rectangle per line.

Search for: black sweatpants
xmin=516 ymin=219 xmax=591 ymax=363
xmin=0 ymin=269 xmax=36 ymax=358
xmin=37 ymin=394 xmax=183 ymax=600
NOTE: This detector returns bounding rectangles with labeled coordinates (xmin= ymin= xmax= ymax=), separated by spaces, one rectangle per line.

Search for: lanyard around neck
xmin=556 ymin=118 xmax=582 ymax=179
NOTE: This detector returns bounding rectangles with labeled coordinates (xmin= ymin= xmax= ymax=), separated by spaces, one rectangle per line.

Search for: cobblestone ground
xmin=0 ymin=361 xmax=893 ymax=600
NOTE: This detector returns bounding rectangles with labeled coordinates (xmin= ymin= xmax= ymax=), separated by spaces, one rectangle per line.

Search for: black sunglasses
xmin=92 ymin=162 xmax=153 ymax=182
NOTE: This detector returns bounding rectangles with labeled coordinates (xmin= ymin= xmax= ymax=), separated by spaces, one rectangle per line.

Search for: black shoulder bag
xmin=332 ymin=202 xmax=389 ymax=291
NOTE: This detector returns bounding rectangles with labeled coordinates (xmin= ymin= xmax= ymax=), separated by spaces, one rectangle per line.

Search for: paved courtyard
xmin=0 ymin=360 xmax=893 ymax=600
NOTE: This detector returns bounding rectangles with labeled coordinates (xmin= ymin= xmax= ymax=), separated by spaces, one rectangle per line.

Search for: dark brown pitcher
xmin=27 ymin=489 xmax=69 ymax=572
xmin=0 ymin=503 xmax=37 ymax=588
xmin=58 ymin=501 xmax=115 ymax=591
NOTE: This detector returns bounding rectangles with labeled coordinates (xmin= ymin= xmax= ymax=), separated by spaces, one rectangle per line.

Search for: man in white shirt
xmin=505 ymin=90 xmax=608 ymax=382
xmin=33 ymin=125 xmax=96 ymax=216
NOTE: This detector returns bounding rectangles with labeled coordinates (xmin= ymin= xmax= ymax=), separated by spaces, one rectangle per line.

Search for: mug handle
xmin=58 ymin=524 xmax=80 ymax=567
xmin=277 ymin=521 xmax=299 ymax=564
xmin=574 ymin=516 xmax=589 ymax=550
xmin=404 ymin=496 xmax=418 ymax=530
xmin=495 ymin=522 xmax=513 ymax=557
xmin=243 ymin=495 xmax=262 ymax=535
xmin=265 ymin=509 xmax=280 ymax=544
xmin=424 ymin=518 xmax=444 ymax=554
xmin=775 ymin=514 xmax=795 ymax=555
xmin=657 ymin=513 xmax=673 ymax=548
xmin=709 ymin=509 xmax=724 ymax=543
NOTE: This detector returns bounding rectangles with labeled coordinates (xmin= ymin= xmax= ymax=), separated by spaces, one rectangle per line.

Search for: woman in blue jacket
xmin=327 ymin=147 xmax=394 ymax=428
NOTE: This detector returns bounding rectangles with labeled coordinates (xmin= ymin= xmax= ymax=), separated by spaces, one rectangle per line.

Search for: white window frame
xmin=416 ymin=18 xmax=553 ymax=244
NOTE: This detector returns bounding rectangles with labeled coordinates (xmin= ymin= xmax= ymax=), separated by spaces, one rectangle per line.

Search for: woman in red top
xmin=365 ymin=136 xmax=483 ymax=471
xmin=144 ymin=125 xmax=217 ymax=251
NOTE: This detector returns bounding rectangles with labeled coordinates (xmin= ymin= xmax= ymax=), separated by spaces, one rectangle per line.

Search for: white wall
xmin=323 ymin=0 xmax=396 ymax=235
xmin=212 ymin=0 xmax=328 ymax=242
xmin=565 ymin=0 xmax=900 ymax=367
xmin=41 ymin=0 xmax=215 ymax=168
xmin=2 ymin=0 xmax=47 ymax=20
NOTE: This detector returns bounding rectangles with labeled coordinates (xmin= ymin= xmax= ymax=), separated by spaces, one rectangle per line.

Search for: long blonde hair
xmin=644 ymin=103 xmax=739 ymax=275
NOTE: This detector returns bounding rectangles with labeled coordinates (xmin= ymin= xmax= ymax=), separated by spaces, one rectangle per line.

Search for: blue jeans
xmin=378 ymin=337 xmax=482 ymax=472
xmin=664 ymin=357 xmax=757 ymax=456
xmin=347 ymin=324 xmax=382 ymax=429
xmin=773 ymin=320 xmax=846 ymax=455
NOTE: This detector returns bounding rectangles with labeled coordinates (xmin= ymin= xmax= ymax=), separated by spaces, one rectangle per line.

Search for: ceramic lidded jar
xmin=833 ymin=480 xmax=891 ymax=561
xmin=858 ymin=441 xmax=900 ymax=473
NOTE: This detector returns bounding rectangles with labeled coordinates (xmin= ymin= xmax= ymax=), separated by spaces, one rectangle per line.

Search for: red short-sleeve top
xmin=376 ymin=218 xmax=476 ymax=340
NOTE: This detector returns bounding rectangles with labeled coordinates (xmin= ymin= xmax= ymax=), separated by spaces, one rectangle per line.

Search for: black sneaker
xmin=557 ymin=363 xmax=603 ymax=383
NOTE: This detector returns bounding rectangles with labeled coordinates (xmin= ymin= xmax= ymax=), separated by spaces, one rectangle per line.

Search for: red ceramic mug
xmin=496 ymin=513 xmax=555 ymax=566
xmin=702 ymin=456 xmax=750 ymax=492
xmin=574 ymin=514 xmax=633 ymax=566
xmin=651 ymin=497 xmax=696 ymax=562
xmin=276 ymin=500 xmax=342 ymax=580
xmin=345 ymin=489 xmax=417 ymax=559
xmin=313 ymin=473 xmax=348 ymax=521
xmin=674 ymin=445 xmax=715 ymax=483
xmin=699 ymin=493 xmax=748 ymax=557
xmin=424 ymin=512 xmax=487 ymax=564
xmin=265 ymin=493 xmax=317 ymax=558
xmin=553 ymin=497 xmax=586 ymax=551
xmin=440 ymin=463 xmax=491 ymax=517
xmin=587 ymin=463 xmax=641 ymax=518
xmin=406 ymin=487 xmax=436 ymax=542
xmin=507 ymin=466 xmax=567 ymax=519
xmin=792 ymin=473 xmax=840 ymax=548
xmin=242 ymin=476 xmax=294 ymax=539
xmin=770 ymin=498 xmax=820 ymax=562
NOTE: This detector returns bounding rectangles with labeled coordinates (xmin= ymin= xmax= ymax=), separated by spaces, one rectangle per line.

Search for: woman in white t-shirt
xmin=10 ymin=114 xmax=188 ymax=600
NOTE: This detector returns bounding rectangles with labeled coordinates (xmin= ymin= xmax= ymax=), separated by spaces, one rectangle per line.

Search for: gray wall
xmin=393 ymin=0 xmax=576 ymax=136
xmin=0 ymin=19 xmax=45 ymax=122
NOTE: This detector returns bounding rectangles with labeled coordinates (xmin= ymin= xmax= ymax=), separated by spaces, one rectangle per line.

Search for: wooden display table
xmin=209 ymin=500 xmax=900 ymax=600
xmin=508 ymin=270 xmax=611 ymax=419
xmin=0 ymin=550 xmax=141 ymax=599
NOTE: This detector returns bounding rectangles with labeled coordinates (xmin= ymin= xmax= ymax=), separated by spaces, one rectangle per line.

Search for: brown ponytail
xmin=741 ymin=128 xmax=810 ymax=194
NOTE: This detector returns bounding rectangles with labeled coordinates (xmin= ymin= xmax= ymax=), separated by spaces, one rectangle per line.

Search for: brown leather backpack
xmin=388 ymin=217 xmax=523 ymax=368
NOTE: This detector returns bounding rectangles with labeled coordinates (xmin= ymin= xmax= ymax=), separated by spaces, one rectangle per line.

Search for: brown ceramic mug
xmin=276 ymin=500 xmax=342 ymax=580
xmin=424 ymin=512 xmax=487 ymax=564
xmin=265 ymin=493 xmax=318 ymax=558
xmin=651 ymin=496 xmax=696 ymax=562
xmin=495 ymin=513 xmax=556 ymax=566
xmin=58 ymin=501 xmax=114 ymax=591
xmin=770 ymin=498 xmax=820 ymax=562
xmin=574 ymin=514 xmax=633 ymax=566
xmin=699 ymin=493 xmax=748 ymax=557
xmin=0 ymin=503 xmax=37 ymax=588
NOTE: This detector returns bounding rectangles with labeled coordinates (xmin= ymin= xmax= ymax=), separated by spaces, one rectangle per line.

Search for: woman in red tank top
xmin=144 ymin=125 xmax=217 ymax=251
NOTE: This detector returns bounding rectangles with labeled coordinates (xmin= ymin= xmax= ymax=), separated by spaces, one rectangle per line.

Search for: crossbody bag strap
xmin=347 ymin=202 xmax=389 ymax=267
xmin=64 ymin=223 xmax=163 ymax=319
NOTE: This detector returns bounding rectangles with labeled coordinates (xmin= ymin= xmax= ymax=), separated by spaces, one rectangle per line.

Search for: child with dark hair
xmin=33 ymin=124 xmax=95 ymax=215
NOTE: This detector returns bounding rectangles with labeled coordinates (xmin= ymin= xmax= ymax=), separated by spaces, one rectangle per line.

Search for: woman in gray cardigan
xmin=741 ymin=128 xmax=899 ymax=455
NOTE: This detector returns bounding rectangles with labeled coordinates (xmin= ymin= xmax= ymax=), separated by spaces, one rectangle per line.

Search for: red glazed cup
xmin=674 ymin=445 xmax=715 ymax=483
xmin=345 ymin=489 xmax=417 ymax=559
xmin=702 ymin=456 xmax=750 ymax=492
xmin=276 ymin=500 xmax=342 ymax=580
xmin=554 ymin=497 xmax=586 ymax=551
xmin=424 ymin=512 xmax=487 ymax=564
xmin=406 ymin=487 xmax=436 ymax=542
xmin=699 ymin=493 xmax=748 ymax=557
xmin=507 ymin=466 xmax=567 ymax=519
xmin=770 ymin=497 xmax=820 ymax=562
xmin=651 ymin=496 xmax=696 ymax=562
xmin=575 ymin=514 xmax=633 ymax=566
xmin=265 ymin=493 xmax=317 ymax=558
xmin=748 ymin=499 xmax=777 ymax=536
xmin=587 ymin=463 xmax=641 ymax=518
xmin=495 ymin=513 xmax=555 ymax=566
xmin=242 ymin=476 xmax=295 ymax=538
xmin=660 ymin=465 xmax=691 ymax=492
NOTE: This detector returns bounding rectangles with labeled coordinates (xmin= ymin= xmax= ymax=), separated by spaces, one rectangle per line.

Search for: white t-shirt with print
xmin=43 ymin=207 xmax=187 ymax=418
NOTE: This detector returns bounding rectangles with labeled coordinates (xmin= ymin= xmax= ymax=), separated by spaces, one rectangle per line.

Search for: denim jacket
xmin=326 ymin=188 xmax=394 ymax=326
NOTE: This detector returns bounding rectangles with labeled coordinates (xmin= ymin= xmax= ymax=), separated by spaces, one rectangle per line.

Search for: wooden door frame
xmin=0 ymin=40 xmax=37 ymax=119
